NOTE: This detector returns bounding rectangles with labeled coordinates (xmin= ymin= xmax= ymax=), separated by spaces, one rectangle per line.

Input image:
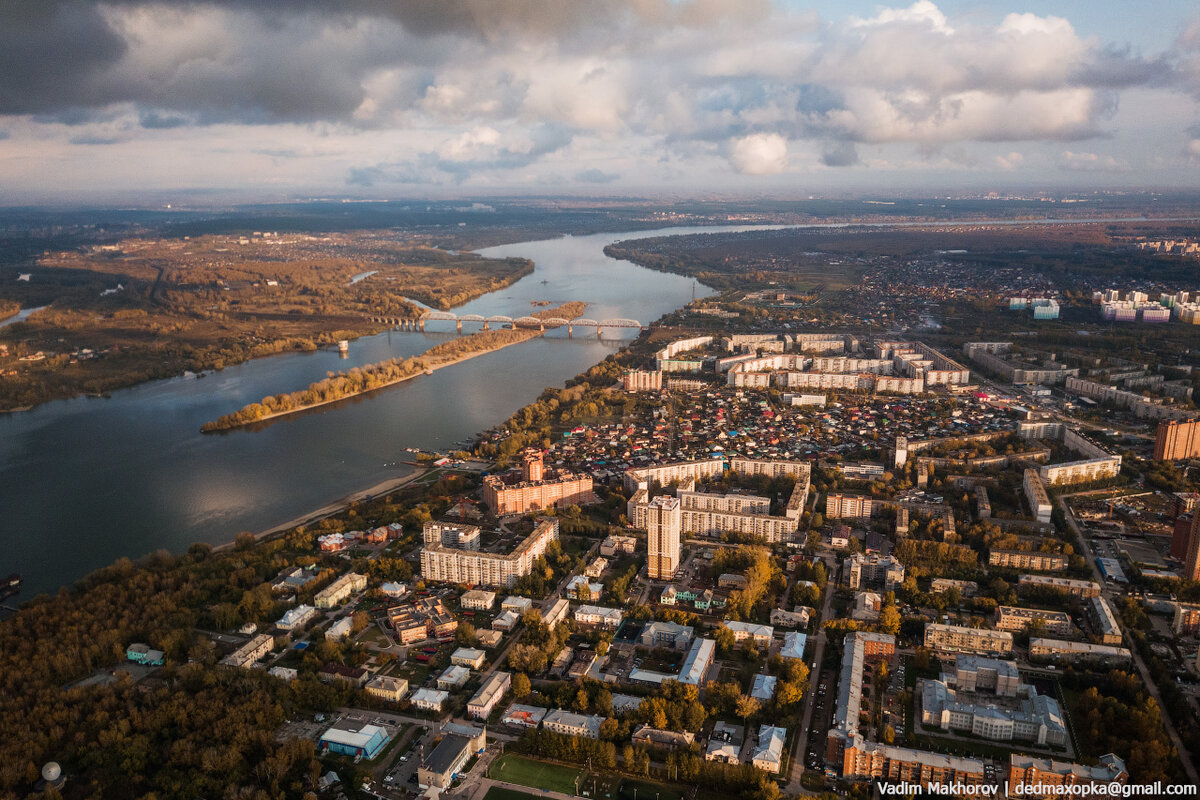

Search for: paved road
xmin=1059 ymin=495 xmax=1200 ymax=786
xmin=785 ymin=555 xmax=838 ymax=796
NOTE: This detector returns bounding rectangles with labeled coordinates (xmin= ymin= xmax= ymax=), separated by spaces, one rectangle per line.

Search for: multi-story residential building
xmin=640 ymin=621 xmax=694 ymax=650
xmin=574 ymin=605 xmax=623 ymax=628
xmin=276 ymin=604 xmax=317 ymax=632
xmin=221 ymin=634 xmax=275 ymax=668
xmin=501 ymin=704 xmax=548 ymax=728
xmin=988 ymin=550 xmax=1067 ymax=572
xmin=423 ymin=520 xmax=482 ymax=550
xmin=387 ymin=597 xmax=458 ymax=644
xmin=1087 ymin=596 xmax=1122 ymax=644
xmin=626 ymin=458 xmax=810 ymax=544
xmin=930 ymin=578 xmax=978 ymax=596
xmin=451 ymin=647 xmax=487 ymax=669
xmin=1154 ymin=418 xmax=1200 ymax=460
xmin=365 ymin=675 xmax=409 ymax=703
xmin=623 ymin=370 xmax=663 ymax=392
xmin=705 ymin=721 xmax=744 ymax=764
xmin=722 ymin=620 xmax=774 ymax=648
xmin=314 ymin=572 xmax=367 ymax=609
xmin=410 ymin=687 xmax=449 ymax=713
xmin=483 ymin=450 xmax=594 ymax=515
xmin=1067 ymin=376 xmax=1192 ymax=421
xmin=1006 ymin=754 xmax=1127 ymax=798
xmin=1172 ymin=602 xmax=1200 ymax=636
xmin=844 ymin=553 xmax=905 ymax=591
xmin=827 ymin=632 xmax=896 ymax=768
xmin=541 ymin=598 xmax=570 ymax=630
xmin=921 ymin=680 xmax=1067 ymax=747
xmin=751 ymin=726 xmax=787 ymax=774
xmin=421 ymin=518 xmax=558 ymax=588
xmin=1023 ymin=469 xmax=1053 ymax=524
xmin=839 ymin=743 xmax=985 ymax=786
xmin=467 ymin=671 xmax=511 ymax=720
xmin=646 ymin=495 xmax=681 ymax=580
xmin=436 ymin=665 xmax=471 ymax=690
xmin=600 ymin=535 xmax=637 ymax=556
xmin=1186 ymin=511 xmax=1200 ymax=582
xmin=826 ymin=493 xmax=875 ymax=519
xmin=1017 ymin=574 xmax=1101 ymax=598
xmin=827 ymin=631 xmax=986 ymax=786
xmin=953 ymin=655 xmax=1019 ymax=696
xmin=543 ymin=710 xmax=604 ymax=739
xmin=995 ymin=606 xmax=1073 ymax=636
xmin=1038 ymin=457 xmax=1123 ymax=486
xmin=678 ymin=637 xmax=716 ymax=686
xmin=460 ymin=589 xmax=497 ymax=611
xmin=1028 ymin=638 xmax=1131 ymax=667
xmin=924 ymin=624 xmax=1013 ymax=655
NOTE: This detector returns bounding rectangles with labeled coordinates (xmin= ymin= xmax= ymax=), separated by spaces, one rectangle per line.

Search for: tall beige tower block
xmin=646 ymin=495 xmax=681 ymax=580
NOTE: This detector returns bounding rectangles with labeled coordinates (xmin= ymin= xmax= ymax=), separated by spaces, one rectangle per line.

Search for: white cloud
xmin=729 ymin=133 xmax=787 ymax=174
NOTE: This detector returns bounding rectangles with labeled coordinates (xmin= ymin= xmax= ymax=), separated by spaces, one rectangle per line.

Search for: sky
xmin=3 ymin=0 xmax=1200 ymax=204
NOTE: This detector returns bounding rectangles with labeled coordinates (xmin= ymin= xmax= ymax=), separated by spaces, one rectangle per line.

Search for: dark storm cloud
xmin=0 ymin=1 xmax=127 ymax=114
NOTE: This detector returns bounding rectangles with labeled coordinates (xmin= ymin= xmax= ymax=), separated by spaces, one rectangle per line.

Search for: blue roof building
xmin=319 ymin=723 xmax=389 ymax=760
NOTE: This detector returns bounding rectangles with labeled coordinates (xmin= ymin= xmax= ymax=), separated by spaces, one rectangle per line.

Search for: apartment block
xmin=988 ymin=550 xmax=1067 ymax=572
xmin=995 ymin=606 xmax=1072 ymax=635
xmin=924 ymin=624 xmax=1013 ymax=655
xmin=314 ymin=572 xmax=367 ymax=609
xmin=646 ymin=495 xmax=681 ymax=580
xmin=1023 ymin=469 xmax=1053 ymax=524
xmin=421 ymin=518 xmax=558 ymax=588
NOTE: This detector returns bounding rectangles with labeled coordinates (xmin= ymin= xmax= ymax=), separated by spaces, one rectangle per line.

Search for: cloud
xmin=821 ymin=141 xmax=859 ymax=167
xmin=1057 ymin=150 xmax=1127 ymax=171
xmin=0 ymin=0 xmax=1191 ymax=195
xmin=729 ymin=133 xmax=787 ymax=174
xmin=574 ymin=168 xmax=619 ymax=183
xmin=139 ymin=111 xmax=191 ymax=129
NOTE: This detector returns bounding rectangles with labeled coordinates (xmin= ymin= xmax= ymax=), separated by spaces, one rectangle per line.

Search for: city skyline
xmin=4 ymin=0 xmax=1200 ymax=203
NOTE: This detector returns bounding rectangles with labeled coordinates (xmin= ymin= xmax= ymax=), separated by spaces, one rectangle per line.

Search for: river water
xmin=0 ymin=225 xmax=778 ymax=598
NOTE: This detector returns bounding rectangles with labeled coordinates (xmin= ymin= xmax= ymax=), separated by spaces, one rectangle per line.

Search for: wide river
xmin=0 ymin=225 xmax=782 ymax=598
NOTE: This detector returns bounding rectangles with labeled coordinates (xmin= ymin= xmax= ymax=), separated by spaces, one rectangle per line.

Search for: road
xmin=785 ymin=554 xmax=838 ymax=796
xmin=1058 ymin=494 xmax=1200 ymax=786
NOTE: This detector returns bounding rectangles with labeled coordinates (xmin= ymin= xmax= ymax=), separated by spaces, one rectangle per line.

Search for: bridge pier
xmin=539 ymin=323 xmax=545 ymax=335
xmin=456 ymin=319 xmax=462 ymax=334
xmin=567 ymin=324 xmax=573 ymax=338
xmin=482 ymin=321 xmax=490 ymax=331
xmin=418 ymin=319 xmax=425 ymax=332
xmin=597 ymin=326 xmax=603 ymax=338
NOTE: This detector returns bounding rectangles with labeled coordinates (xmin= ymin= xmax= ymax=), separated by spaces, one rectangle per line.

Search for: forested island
xmin=201 ymin=301 xmax=587 ymax=431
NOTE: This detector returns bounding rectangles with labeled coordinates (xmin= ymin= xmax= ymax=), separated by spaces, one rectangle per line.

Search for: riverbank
xmin=245 ymin=466 xmax=432 ymax=544
xmin=202 ymin=301 xmax=588 ymax=431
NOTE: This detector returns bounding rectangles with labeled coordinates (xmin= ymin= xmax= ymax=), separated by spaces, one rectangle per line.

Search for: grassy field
xmin=488 ymin=754 xmax=583 ymax=795
xmin=485 ymin=787 xmax=545 ymax=800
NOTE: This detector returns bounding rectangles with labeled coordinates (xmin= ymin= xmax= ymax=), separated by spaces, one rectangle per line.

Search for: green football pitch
xmin=488 ymin=754 xmax=584 ymax=795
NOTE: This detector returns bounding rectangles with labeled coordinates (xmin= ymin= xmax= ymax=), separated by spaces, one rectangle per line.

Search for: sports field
xmin=617 ymin=778 xmax=686 ymax=800
xmin=484 ymin=787 xmax=543 ymax=800
xmin=488 ymin=753 xmax=584 ymax=795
